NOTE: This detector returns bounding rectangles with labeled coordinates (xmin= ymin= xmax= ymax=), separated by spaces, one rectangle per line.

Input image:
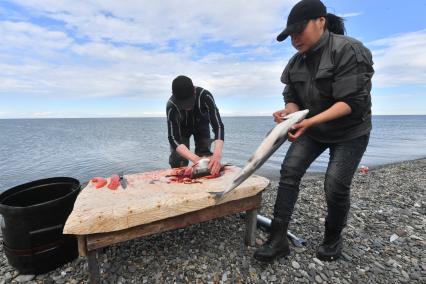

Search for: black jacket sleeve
xmin=332 ymin=43 xmax=374 ymax=118
xmin=166 ymin=103 xmax=182 ymax=150
xmin=202 ymin=91 xmax=224 ymax=141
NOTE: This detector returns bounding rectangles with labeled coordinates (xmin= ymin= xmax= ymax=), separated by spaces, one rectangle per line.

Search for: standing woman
xmin=254 ymin=0 xmax=374 ymax=262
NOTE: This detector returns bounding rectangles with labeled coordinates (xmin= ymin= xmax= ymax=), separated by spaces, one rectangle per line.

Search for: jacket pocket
xmin=290 ymin=72 xmax=309 ymax=82
xmin=289 ymin=72 xmax=309 ymax=103
xmin=315 ymin=67 xmax=334 ymax=97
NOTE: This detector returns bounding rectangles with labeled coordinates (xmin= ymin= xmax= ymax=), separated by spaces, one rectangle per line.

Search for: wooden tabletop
xmin=64 ymin=166 xmax=269 ymax=235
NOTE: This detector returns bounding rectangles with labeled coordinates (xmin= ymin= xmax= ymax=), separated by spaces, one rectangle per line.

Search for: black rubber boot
xmin=253 ymin=218 xmax=290 ymax=262
xmin=316 ymin=223 xmax=343 ymax=261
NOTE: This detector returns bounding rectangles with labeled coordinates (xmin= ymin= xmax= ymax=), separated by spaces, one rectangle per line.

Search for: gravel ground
xmin=1 ymin=159 xmax=425 ymax=283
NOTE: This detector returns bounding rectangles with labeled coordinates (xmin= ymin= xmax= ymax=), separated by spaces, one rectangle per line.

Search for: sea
xmin=1 ymin=116 xmax=425 ymax=192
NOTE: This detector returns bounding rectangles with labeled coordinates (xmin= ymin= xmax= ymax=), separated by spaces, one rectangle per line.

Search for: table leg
xmin=245 ymin=208 xmax=258 ymax=246
xmin=87 ymin=249 xmax=101 ymax=284
xmin=77 ymin=236 xmax=87 ymax=257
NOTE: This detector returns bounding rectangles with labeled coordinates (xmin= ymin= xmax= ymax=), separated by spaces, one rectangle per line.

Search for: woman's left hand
xmin=288 ymin=119 xmax=314 ymax=142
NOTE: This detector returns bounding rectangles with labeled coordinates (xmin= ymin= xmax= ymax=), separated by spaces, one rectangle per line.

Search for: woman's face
xmin=291 ymin=17 xmax=326 ymax=53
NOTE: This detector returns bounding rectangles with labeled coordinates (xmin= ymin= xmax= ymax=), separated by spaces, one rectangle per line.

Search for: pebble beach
xmin=1 ymin=158 xmax=425 ymax=283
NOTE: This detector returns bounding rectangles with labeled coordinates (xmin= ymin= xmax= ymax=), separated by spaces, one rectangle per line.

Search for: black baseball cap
xmin=171 ymin=75 xmax=195 ymax=109
xmin=277 ymin=0 xmax=327 ymax=42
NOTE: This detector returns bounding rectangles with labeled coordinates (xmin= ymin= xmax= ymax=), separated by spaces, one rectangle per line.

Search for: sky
xmin=0 ymin=0 xmax=425 ymax=118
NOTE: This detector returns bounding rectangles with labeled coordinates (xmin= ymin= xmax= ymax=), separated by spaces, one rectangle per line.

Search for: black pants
xmin=274 ymin=133 xmax=370 ymax=229
xmin=169 ymin=135 xmax=213 ymax=168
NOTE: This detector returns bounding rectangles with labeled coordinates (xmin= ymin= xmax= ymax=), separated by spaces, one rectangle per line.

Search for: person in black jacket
xmin=166 ymin=75 xmax=225 ymax=174
xmin=254 ymin=0 xmax=374 ymax=262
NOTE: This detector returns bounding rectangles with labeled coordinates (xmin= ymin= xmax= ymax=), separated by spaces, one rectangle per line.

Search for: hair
xmin=325 ymin=13 xmax=346 ymax=35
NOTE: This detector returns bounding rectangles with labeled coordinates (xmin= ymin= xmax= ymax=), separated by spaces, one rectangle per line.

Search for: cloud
xmin=372 ymin=91 xmax=426 ymax=115
xmin=0 ymin=11 xmax=290 ymax=101
xmin=0 ymin=41 xmax=286 ymax=100
xmin=33 ymin=111 xmax=54 ymax=117
xmin=0 ymin=21 xmax=72 ymax=53
xmin=339 ymin=12 xmax=363 ymax=18
xmin=2 ymin=1 xmax=424 ymax=118
xmin=0 ymin=0 xmax=296 ymax=104
xmin=12 ymin=0 xmax=297 ymax=46
xmin=369 ymin=30 xmax=426 ymax=88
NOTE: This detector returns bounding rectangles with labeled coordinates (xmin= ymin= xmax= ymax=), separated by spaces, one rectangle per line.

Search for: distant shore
xmin=1 ymin=114 xmax=426 ymax=120
xmin=0 ymin=158 xmax=425 ymax=283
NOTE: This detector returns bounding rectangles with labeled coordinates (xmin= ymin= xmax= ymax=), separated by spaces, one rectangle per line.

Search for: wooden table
xmin=64 ymin=167 xmax=269 ymax=283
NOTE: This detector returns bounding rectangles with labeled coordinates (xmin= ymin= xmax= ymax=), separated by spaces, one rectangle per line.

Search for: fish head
xmin=282 ymin=109 xmax=309 ymax=122
xmin=195 ymin=158 xmax=210 ymax=170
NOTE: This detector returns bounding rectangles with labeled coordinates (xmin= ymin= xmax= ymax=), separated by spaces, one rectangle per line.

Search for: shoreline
xmin=258 ymin=156 xmax=426 ymax=182
xmin=2 ymin=157 xmax=425 ymax=194
xmin=0 ymin=158 xmax=425 ymax=283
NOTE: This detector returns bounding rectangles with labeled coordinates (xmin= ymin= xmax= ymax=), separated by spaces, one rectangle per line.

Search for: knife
xmin=119 ymin=172 xmax=127 ymax=189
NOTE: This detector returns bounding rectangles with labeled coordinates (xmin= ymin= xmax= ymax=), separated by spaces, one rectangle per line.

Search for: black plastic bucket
xmin=0 ymin=177 xmax=80 ymax=274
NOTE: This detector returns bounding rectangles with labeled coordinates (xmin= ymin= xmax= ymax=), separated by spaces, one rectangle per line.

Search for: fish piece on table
xmin=91 ymin=177 xmax=108 ymax=189
xmin=107 ymin=174 xmax=120 ymax=190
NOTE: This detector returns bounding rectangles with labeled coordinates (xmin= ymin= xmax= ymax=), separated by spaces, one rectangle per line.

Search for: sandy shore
xmin=1 ymin=159 xmax=425 ymax=283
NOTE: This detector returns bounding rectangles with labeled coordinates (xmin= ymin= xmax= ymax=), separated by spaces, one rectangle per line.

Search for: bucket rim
xmin=0 ymin=177 xmax=80 ymax=210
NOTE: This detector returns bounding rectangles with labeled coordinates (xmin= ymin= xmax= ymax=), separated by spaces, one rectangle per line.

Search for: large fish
xmin=210 ymin=109 xmax=309 ymax=199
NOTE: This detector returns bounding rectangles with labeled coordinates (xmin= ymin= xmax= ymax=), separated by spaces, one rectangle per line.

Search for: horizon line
xmin=1 ymin=114 xmax=426 ymax=120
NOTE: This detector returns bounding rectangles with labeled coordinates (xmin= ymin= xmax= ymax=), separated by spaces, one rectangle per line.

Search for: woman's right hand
xmin=273 ymin=103 xmax=300 ymax=123
xmin=273 ymin=109 xmax=291 ymax=123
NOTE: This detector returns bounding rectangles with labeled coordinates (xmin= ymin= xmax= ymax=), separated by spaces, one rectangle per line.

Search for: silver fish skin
xmin=210 ymin=109 xmax=309 ymax=200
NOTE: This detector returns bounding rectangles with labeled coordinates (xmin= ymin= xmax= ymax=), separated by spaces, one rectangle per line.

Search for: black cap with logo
xmin=277 ymin=0 xmax=327 ymax=42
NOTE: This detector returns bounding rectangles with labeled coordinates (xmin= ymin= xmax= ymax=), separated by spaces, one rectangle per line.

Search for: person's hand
xmin=288 ymin=119 xmax=313 ymax=142
xmin=273 ymin=109 xmax=292 ymax=123
xmin=191 ymin=155 xmax=202 ymax=165
xmin=208 ymin=154 xmax=222 ymax=175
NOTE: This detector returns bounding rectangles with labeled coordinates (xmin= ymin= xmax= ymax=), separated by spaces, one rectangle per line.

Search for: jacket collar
xmin=304 ymin=29 xmax=329 ymax=57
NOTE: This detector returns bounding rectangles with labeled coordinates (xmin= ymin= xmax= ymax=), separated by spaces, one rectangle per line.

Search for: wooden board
xmin=64 ymin=166 xmax=269 ymax=235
